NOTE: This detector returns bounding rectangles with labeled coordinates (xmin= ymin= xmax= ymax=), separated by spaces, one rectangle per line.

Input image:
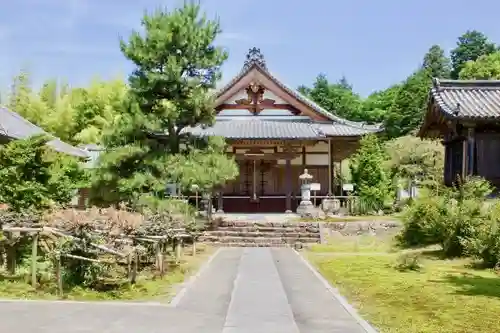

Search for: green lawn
xmin=298 ymin=214 xmax=401 ymax=223
xmin=309 ymin=234 xmax=399 ymax=253
xmin=306 ymin=238 xmax=500 ymax=333
xmin=0 ymin=245 xmax=213 ymax=302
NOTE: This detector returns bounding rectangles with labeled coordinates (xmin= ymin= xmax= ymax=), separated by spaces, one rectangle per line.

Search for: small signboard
xmin=342 ymin=183 xmax=354 ymax=192
xmin=310 ymin=183 xmax=321 ymax=191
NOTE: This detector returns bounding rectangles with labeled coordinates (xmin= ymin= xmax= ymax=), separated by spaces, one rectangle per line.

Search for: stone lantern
xmin=296 ymin=169 xmax=315 ymax=216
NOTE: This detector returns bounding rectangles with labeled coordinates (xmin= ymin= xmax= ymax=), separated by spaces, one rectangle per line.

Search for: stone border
xmin=293 ymin=249 xmax=379 ymax=333
xmin=169 ymin=247 xmax=222 ymax=307
xmin=0 ymin=299 xmax=167 ymax=307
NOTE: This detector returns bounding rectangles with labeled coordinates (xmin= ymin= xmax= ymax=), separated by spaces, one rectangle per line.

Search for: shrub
xmin=398 ymin=176 xmax=492 ymax=257
xmin=462 ymin=201 xmax=500 ymax=268
xmin=350 ymin=134 xmax=391 ymax=212
xmin=397 ymin=195 xmax=448 ymax=247
xmin=395 ymin=252 xmax=422 ymax=271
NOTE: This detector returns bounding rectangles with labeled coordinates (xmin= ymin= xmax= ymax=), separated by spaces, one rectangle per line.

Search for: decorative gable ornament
xmin=243 ymin=47 xmax=267 ymax=70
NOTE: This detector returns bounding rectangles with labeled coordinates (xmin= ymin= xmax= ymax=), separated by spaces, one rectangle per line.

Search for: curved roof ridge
xmin=215 ymin=62 xmax=382 ymax=132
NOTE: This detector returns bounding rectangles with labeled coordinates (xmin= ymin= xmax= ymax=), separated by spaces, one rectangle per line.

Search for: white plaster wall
xmin=262 ymin=90 xmax=286 ymax=103
xmin=306 ymin=154 xmax=329 ymax=165
xmin=277 ymin=156 xmax=302 ymax=165
xmin=227 ymin=89 xmax=248 ymax=103
xmin=306 ymin=142 xmax=329 ymax=152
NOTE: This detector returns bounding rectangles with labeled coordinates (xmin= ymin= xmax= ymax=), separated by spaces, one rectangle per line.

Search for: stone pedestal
xmin=322 ymin=198 xmax=340 ymax=215
xmin=297 ymin=183 xmax=316 ymax=217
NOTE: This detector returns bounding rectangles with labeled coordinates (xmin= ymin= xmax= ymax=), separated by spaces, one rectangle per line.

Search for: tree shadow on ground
xmin=441 ymin=274 xmax=500 ymax=298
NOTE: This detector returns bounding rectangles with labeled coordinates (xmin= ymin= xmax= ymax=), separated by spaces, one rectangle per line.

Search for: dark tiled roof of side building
xmin=431 ymin=78 xmax=500 ymax=119
xmin=0 ymin=107 xmax=89 ymax=158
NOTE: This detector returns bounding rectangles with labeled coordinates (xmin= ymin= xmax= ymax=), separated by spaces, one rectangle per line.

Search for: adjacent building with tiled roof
xmin=419 ymin=78 xmax=500 ymax=188
xmin=0 ymin=107 xmax=88 ymax=158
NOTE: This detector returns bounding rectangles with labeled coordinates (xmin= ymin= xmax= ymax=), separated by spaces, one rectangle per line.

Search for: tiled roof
xmin=0 ymin=107 xmax=89 ymax=158
xmin=315 ymin=122 xmax=383 ymax=136
xmin=431 ymin=78 xmax=500 ymax=119
xmin=182 ymin=119 xmax=381 ymax=139
xmin=215 ymin=51 xmax=383 ymax=133
xmin=183 ymin=119 xmax=325 ymax=139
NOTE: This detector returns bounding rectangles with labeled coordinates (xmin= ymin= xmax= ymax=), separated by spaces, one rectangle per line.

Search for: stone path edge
xmin=293 ymin=249 xmax=379 ymax=333
xmin=169 ymin=247 xmax=223 ymax=307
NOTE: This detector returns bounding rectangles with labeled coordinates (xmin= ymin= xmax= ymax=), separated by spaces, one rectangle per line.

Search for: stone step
xmin=217 ymin=221 xmax=320 ymax=228
xmin=199 ymin=236 xmax=320 ymax=244
xmin=202 ymin=242 xmax=293 ymax=248
xmin=214 ymin=226 xmax=320 ymax=233
xmin=204 ymin=231 xmax=321 ymax=239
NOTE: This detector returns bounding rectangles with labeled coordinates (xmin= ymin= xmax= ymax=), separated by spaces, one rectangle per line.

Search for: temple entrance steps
xmin=199 ymin=219 xmax=321 ymax=247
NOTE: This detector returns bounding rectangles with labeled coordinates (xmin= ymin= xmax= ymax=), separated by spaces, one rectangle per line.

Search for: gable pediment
xmin=216 ymin=66 xmax=329 ymax=120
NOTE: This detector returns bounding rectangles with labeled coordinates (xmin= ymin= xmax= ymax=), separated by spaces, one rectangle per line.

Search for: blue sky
xmin=1 ymin=0 xmax=500 ymax=97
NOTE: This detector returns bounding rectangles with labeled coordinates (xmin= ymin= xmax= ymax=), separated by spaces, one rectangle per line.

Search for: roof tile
xmin=0 ymin=107 xmax=88 ymax=158
xmin=431 ymin=79 xmax=500 ymax=119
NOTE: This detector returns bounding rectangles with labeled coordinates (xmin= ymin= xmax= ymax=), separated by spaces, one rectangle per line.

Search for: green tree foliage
xmin=383 ymin=69 xmax=432 ymax=139
xmin=349 ymin=134 xmax=391 ymax=211
xmin=384 ymin=135 xmax=444 ymax=190
xmin=422 ymin=45 xmax=451 ymax=79
xmin=450 ymin=30 xmax=496 ymax=79
xmin=0 ymin=135 xmax=87 ymax=212
xmin=6 ymin=71 xmax=127 ymax=145
xmin=70 ymin=78 xmax=128 ymax=144
xmin=298 ymin=74 xmax=365 ymax=122
xmin=459 ymin=51 xmax=500 ymax=79
xmin=92 ymin=3 xmax=237 ymax=205
xmin=360 ymin=84 xmax=400 ymax=124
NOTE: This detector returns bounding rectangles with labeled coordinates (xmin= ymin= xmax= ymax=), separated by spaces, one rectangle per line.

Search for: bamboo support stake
xmin=31 ymin=233 xmax=38 ymax=288
xmin=192 ymin=240 xmax=196 ymax=257
xmin=6 ymin=232 xmax=16 ymax=275
xmin=126 ymin=252 xmax=132 ymax=281
xmin=55 ymin=252 xmax=63 ymax=297
xmin=130 ymin=251 xmax=138 ymax=284
xmin=158 ymin=241 xmax=164 ymax=277
xmin=175 ymin=238 xmax=183 ymax=263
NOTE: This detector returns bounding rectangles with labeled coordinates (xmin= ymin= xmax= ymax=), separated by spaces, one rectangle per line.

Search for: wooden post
xmin=192 ymin=240 xmax=196 ymax=257
xmin=6 ymin=232 xmax=16 ymax=275
xmin=31 ymin=233 xmax=38 ymax=288
xmin=0 ymin=243 xmax=4 ymax=268
xmin=285 ymin=158 xmax=292 ymax=213
xmin=175 ymin=237 xmax=182 ymax=263
xmin=328 ymin=139 xmax=333 ymax=196
xmin=131 ymin=251 xmax=138 ymax=284
xmin=55 ymin=252 xmax=63 ymax=297
xmin=217 ymin=191 xmax=224 ymax=213
xmin=468 ymin=127 xmax=476 ymax=176
xmin=158 ymin=243 xmax=164 ymax=277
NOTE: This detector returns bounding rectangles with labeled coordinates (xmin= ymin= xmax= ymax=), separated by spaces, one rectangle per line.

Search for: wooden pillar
xmin=285 ymin=158 xmax=292 ymax=213
xmin=467 ymin=127 xmax=476 ymax=176
xmin=462 ymin=138 xmax=468 ymax=179
xmin=217 ymin=191 xmax=224 ymax=213
xmin=339 ymin=159 xmax=344 ymax=196
xmin=328 ymin=139 xmax=333 ymax=197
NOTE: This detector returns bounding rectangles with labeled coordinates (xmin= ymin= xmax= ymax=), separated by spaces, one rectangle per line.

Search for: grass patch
xmin=307 ymin=240 xmax=500 ymax=333
xmin=309 ymin=234 xmax=398 ymax=253
xmin=0 ymin=245 xmax=213 ymax=302
xmin=298 ymin=214 xmax=401 ymax=223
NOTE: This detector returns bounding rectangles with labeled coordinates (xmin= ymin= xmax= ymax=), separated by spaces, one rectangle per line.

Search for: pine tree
xmin=92 ymin=3 xmax=237 ymax=204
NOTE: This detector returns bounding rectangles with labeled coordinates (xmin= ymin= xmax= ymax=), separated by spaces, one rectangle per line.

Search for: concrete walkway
xmin=0 ymin=248 xmax=375 ymax=333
